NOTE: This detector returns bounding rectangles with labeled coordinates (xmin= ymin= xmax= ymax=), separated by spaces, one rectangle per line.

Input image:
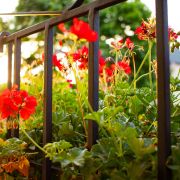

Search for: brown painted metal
xmin=0 ymin=32 xmax=10 ymax=52
xmin=12 ymin=38 xmax=21 ymax=138
xmin=6 ymin=42 xmax=13 ymax=138
xmin=42 ymin=23 xmax=53 ymax=180
xmin=156 ymin=0 xmax=171 ymax=179
xmin=8 ymin=42 xmax=13 ymax=89
xmin=14 ymin=38 xmax=21 ymax=89
xmin=87 ymin=8 xmax=99 ymax=149
xmin=68 ymin=0 xmax=84 ymax=10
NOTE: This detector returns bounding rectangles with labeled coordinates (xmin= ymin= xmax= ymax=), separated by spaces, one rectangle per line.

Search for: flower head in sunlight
xmin=73 ymin=46 xmax=89 ymax=70
xmin=125 ymin=38 xmax=134 ymax=50
xmin=0 ymin=85 xmax=37 ymax=120
xmin=110 ymin=39 xmax=124 ymax=50
xmin=58 ymin=23 xmax=68 ymax=33
xmin=135 ymin=18 xmax=156 ymax=40
xmin=42 ymin=53 xmax=64 ymax=71
xmin=70 ymin=18 xmax=98 ymax=42
xmin=118 ymin=60 xmax=131 ymax=74
xmin=168 ymin=27 xmax=179 ymax=41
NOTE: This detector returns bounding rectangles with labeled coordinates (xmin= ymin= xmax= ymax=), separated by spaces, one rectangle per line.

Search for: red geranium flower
xmin=118 ymin=61 xmax=131 ymax=74
xmin=105 ymin=64 xmax=115 ymax=77
xmin=99 ymin=55 xmax=106 ymax=75
xmin=135 ymin=18 xmax=156 ymax=40
xmin=110 ymin=39 xmax=123 ymax=50
xmin=125 ymin=38 xmax=134 ymax=50
xmin=73 ymin=46 xmax=89 ymax=70
xmin=42 ymin=53 xmax=64 ymax=71
xmin=58 ymin=23 xmax=67 ymax=33
xmin=168 ymin=27 xmax=179 ymax=41
xmin=70 ymin=18 xmax=98 ymax=42
xmin=0 ymin=85 xmax=37 ymax=120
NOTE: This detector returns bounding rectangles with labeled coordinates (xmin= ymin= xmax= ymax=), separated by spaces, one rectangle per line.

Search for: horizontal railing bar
xmin=0 ymin=11 xmax=62 ymax=16
xmin=2 ymin=0 xmax=126 ymax=44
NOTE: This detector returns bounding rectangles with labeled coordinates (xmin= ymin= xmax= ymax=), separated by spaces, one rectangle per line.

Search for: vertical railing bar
xmin=8 ymin=42 xmax=13 ymax=89
xmin=87 ymin=8 xmax=99 ymax=149
xmin=42 ymin=23 xmax=53 ymax=180
xmin=7 ymin=42 xmax=13 ymax=138
xmin=155 ymin=0 xmax=171 ymax=179
xmin=13 ymin=37 xmax=21 ymax=138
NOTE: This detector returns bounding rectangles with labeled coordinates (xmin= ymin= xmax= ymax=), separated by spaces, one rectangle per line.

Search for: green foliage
xmin=0 ymin=138 xmax=27 ymax=158
xmin=44 ymin=140 xmax=89 ymax=167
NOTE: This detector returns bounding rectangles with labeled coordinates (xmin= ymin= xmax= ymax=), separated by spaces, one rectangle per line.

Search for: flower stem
xmin=114 ymin=50 xmax=119 ymax=87
xmin=135 ymin=70 xmax=154 ymax=83
xmin=21 ymin=127 xmax=47 ymax=154
xmin=148 ymin=41 xmax=153 ymax=91
xmin=132 ymin=53 xmax=136 ymax=89
xmin=130 ymin=47 xmax=150 ymax=88
xmin=72 ymin=66 xmax=88 ymax=139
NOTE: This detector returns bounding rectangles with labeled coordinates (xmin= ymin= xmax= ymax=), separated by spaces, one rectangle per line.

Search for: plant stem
xmin=135 ymin=70 xmax=154 ymax=83
xmin=21 ymin=127 xmax=47 ymax=154
xmin=148 ymin=41 xmax=153 ymax=91
xmin=114 ymin=50 xmax=119 ymax=88
xmin=72 ymin=66 xmax=88 ymax=138
xmin=132 ymin=53 xmax=136 ymax=89
xmin=130 ymin=47 xmax=150 ymax=88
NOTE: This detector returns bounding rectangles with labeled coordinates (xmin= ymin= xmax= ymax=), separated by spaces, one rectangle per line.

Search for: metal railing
xmin=0 ymin=0 xmax=171 ymax=179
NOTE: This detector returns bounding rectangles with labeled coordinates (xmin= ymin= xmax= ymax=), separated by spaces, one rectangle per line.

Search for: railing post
xmin=87 ymin=8 xmax=99 ymax=149
xmin=13 ymin=37 xmax=21 ymax=138
xmin=155 ymin=0 xmax=171 ymax=179
xmin=42 ymin=23 xmax=53 ymax=180
xmin=7 ymin=42 xmax=13 ymax=138
xmin=8 ymin=42 xmax=13 ymax=89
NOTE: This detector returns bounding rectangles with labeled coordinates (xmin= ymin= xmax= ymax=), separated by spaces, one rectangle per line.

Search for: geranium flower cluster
xmin=71 ymin=45 xmax=131 ymax=78
xmin=42 ymin=53 xmax=64 ymax=71
xmin=109 ymin=37 xmax=135 ymax=51
xmin=135 ymin=18 xmax=179 ymax=42
xmin=100 ymin=58 xmax=131 ymax=79
xmin=56 ymin=19 xmax=133 ymax=86
xmin=135 ymin=18 xmax=156 ymax=40
xmin=58 ymin=18 xmax=98 ymax=42
xmin=0 ymin=85 xmax=37 ymax=120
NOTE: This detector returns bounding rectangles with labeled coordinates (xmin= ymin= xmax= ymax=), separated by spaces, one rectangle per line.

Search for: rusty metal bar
xmin=14 ymin=38 xmax=21 ymax=88
xmin=8 ymin=42 xmax=13 ymax=89
xmin=155 ymin=0 xmax=171 ymax=179
xmin=13 ymin=38 xmax=21 ymax=138
xmin=87 ymin=8 xmax=99 ymax=149
xmin=6 ymin=42 xmax=13 ymax=139
xmin=42 ymin=23 xmax=53 ymax=180
xmin=1 ymin=0 xmax=126 ymax=44
xmin=0 ymin=32 xmax=10 ymax=52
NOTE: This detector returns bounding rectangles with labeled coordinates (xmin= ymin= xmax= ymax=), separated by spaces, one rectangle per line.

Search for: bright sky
xmin=0 ymin=0 xmax=179 ymax=84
